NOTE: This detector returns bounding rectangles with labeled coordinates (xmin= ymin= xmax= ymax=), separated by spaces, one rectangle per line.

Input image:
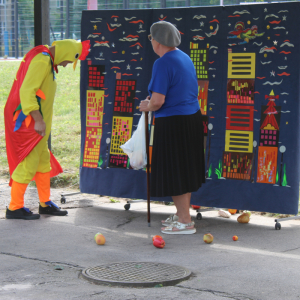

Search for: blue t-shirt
xmin=148 ymin=49 xmax=200 ymax=118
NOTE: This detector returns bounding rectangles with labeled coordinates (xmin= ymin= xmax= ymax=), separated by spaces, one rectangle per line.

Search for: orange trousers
xmin=9 ymin=172 xmax=50 ymax=210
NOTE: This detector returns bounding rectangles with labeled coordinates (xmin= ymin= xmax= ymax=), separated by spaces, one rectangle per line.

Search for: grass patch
xmin=0 ymin=60 xmax=82 ymax=188
xmin=109 ymin=198 xmax=120 ymax=203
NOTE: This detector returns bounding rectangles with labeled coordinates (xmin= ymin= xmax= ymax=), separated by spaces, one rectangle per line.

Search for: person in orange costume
xmin=4 ymin=39 xmax=90 ymax=220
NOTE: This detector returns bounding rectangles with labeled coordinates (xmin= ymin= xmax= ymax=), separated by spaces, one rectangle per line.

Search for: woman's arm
xmin=139 ymin=92 xmax=165 ymax=112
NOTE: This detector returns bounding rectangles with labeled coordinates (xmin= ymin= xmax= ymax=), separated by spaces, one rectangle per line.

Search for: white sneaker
xmin=161 ymin=221 xmax=196 ymax=235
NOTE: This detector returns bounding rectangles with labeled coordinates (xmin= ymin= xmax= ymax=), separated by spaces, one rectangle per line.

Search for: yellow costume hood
xmin=51 ymin=39 xmax=90 ymax=70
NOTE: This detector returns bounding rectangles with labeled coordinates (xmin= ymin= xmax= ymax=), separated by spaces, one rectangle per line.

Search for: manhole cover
xmin=81 ymin=262 xmax=192 ymax=287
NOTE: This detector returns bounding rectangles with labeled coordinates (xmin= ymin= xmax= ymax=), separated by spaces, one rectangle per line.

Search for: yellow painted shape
xmin=110 ymin=116 xmax=133 ymax=155
xmin=228 ymin=53 xmax=256 ymax=79
xmin=225 ymin=130 xmax=253 ymax=153
xmin=86 ymin=90 xmax=105 ymax=128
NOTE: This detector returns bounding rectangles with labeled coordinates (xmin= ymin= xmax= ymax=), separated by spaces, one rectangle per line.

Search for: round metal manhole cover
xmin=81 ymin=262 xmax=192 ymax=287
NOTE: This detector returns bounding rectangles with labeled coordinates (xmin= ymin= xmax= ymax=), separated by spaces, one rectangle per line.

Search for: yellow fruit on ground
xmin=94 ymin=233 xmax=106 ymax=245
xmin=203 ymin=233 xmax=214 ymax=244
xmin=237 ymin=213 xmax=250 ymax=223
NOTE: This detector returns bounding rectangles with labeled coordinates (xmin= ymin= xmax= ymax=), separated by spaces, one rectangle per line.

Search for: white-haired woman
xmin=139 ymin=21 xmax=205 ymax=234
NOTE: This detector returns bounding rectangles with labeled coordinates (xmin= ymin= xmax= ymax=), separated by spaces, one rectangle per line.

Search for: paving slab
xmin=1 ymin=178 xmax=300 ymax=300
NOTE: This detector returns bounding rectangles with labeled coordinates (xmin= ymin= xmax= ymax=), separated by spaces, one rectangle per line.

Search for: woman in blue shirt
xmin=140 ymin=21 xmax=205 ymax=234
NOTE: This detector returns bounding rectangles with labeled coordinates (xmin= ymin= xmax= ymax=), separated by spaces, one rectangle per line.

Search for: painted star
xmin=200 ymin=22 xmax=204 ymax=27
xmin=126 ymin=64 xmax=131 ymax=70
xmin=282 ymin=15 xmax=287 ymax=21
xmin=93 ymin=25 xmax=97 ymax=30
xmin=213 ymin=15 xmax=216 ymax=18
xmin=286 ymin=31 xmax=288 ymax=35
xmin=228 ymin=23 xmax=231 ymax=26
xmin=137 ymin=73 xmax=140 ymax=76
xmin=212 ymin=74 xmax=215 ymax=78
xmin=273 ymin=40 xmax=278 ymax=45
xmin=213 ymin=50 xmax=217 ymax=54
xmin=209 ymin=107 xmax=213 ymax=111
xmin=244 ymin=47 xmax=246 ymax=51
xmin=284 ymin=100 xmax=286 ymax=103
xmin=270 ymin=70 xmax=275 ymax=76
xmin=112 ymin=43 xmax=115 ymax=47
xmin=114 ymin=18 xmax=117 ymax=22
xmin=264 ymin=8 xmax=267 ymax=12
xmin=139 ymin=24 xmax=143 ymax=29
xmin=137 ymin=46 xmax=140 ymax=49
xmin=284 ymin=57 xmax=287 ymax=60
xmin=102 ymin=36 xmax=105 ymax=40
xmin=140 ymin=57 xmax=143 ymax=61
xmin=247 ymin=20 xmax=251 ymax=25
xmin=160 ymin=14 xmax=164 ymax=19
xmin=100 ymin=52 xmax=103 ymax=57
xmin=267 ymin=25 xmax=270 ymax=30
xmin=267 ymin=36 xmax=270 ymax=40
xmin=123 ymin=31 xmax=125 ymax=35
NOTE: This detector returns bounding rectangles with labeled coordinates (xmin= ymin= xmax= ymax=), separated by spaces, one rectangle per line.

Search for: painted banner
xmin=80 ymin=2 xmax=300 ymax=214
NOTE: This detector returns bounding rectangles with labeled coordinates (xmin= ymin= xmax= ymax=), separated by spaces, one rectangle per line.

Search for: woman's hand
xmin=139 ymin=96 xmax=151 ymax=112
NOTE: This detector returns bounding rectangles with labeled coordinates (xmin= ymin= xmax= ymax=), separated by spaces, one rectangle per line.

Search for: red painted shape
xmin=129 ymin=42 xmax=143 ymax=48
xmin=277 ymin=72 xmax=290 ymax=76
xmin=129 ymin=20 xmax=144 ymax=24
xmin=107 ymin=23 xmax=117 ymax=32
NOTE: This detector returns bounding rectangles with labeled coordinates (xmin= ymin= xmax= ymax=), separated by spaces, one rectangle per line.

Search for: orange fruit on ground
xmin=228 ymin=209 xmax=237 ymax=215
xmin=232 ymin=235 xmax=238 ymax=241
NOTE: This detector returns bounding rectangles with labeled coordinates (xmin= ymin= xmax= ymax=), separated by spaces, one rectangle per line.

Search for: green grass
xmin=0 ymin=60 xmax=82 ymax=188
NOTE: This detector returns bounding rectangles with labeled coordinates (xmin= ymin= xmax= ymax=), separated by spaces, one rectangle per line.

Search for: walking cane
xmin=144 ymin=112 xmax=151 ymax=227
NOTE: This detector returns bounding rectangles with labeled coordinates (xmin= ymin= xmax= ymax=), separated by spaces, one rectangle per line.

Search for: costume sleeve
xmin=148 ymin=58 xmax=170 ymax=96
xmin=19 ymin=56 xmax=50 ymax=116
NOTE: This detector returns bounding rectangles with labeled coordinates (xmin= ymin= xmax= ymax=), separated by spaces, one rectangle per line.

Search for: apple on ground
xmin=94 ymin=233 xmax=106 ymax=245
xmin=203 ymin=233 xmax=214 ymax=244
xmin=153 ymin=238 xmax=165 ymax=248
xmin=152 ymin=235 xmax=163 ymax=242
xmin=232 ymin=235 xmax=238 ymax=241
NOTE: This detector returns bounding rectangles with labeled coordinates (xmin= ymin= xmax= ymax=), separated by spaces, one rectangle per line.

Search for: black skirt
xmin=150 ymin=110 xmax=206 ymax=197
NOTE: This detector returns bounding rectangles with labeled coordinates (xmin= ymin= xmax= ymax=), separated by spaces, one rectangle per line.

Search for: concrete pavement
xmin=1 ymin=178 xmax=300 ymax=300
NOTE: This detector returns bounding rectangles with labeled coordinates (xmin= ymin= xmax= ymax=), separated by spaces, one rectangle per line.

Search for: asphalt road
xmin=1 ymin=178 xmax=300 ymax=300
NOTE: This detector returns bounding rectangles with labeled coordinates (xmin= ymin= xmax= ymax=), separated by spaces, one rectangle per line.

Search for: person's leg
xmin=9 ymin=146 xmax=40 ymax=211
xmin=172 ymin=193 xmax=192 ymax=224
xmin=36 ymin=144 xmax=51 ymax=206
xmin=6 ymin=180 xmax=40 ymax=219
xmin=8 ymin=181 xmax=28 ymax=211
xmin=36 ymin=146 xmax=68 ymax=216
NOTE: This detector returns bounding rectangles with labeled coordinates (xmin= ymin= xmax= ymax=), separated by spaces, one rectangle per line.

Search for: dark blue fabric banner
xmin=80 ymin=2 xmax=300 ymax=214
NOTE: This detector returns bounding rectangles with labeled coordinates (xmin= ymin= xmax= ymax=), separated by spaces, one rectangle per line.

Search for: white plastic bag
xmin=120 ymin=112 xmax=147 ymax=170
